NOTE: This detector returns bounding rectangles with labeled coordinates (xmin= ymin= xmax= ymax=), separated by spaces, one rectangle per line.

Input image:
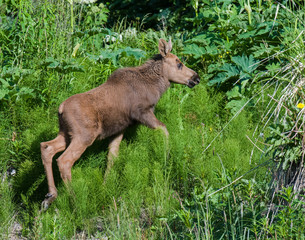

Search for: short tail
xmin=58 ymin=103 xmax=66 ymax=133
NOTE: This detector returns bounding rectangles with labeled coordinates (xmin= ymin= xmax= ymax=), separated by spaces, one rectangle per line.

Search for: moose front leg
xmin=139 ymin=109 xmax=169 ymax=137
xmin=139 ymin=110 xmax=169 ymax=162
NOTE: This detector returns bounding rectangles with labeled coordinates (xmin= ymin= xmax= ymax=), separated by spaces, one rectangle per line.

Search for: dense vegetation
xmin=1 ymin=0 xmax=305 ymax=238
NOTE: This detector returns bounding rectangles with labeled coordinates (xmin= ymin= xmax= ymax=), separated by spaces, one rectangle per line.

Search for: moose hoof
xmin=41 ymin=193 xmax=56 ymax=211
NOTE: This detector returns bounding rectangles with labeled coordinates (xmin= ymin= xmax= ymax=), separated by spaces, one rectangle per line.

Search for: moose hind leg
xmin=56 ymin=138 xmax=89 ymax=183
xmin=105 ymin=133 xmax=124 ymax=179
xmin=41 ymin=134 xmax=67 ymax=210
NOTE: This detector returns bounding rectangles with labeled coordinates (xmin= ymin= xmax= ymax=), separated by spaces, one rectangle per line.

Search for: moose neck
xmin=139 ymin=54 xmax=171 ymax=95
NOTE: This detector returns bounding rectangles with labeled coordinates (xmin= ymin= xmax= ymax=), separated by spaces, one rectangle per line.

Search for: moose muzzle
xmin=187 ymin=73 xmax=200 ymax=88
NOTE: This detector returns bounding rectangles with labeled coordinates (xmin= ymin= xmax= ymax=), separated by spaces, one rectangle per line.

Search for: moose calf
xmin=40 ymin=39 xmax=200 ymax=209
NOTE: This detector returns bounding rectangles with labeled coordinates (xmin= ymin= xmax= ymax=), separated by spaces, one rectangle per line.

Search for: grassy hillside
xmin=1 ymin=0 xmax=305 ymax=239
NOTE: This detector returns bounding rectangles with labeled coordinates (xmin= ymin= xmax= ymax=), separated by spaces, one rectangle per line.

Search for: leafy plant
xmin=40 ymin=58 xmax=84 ymax=74
xmin=168 ymin=166 xmax=270 ymax=239
xmin=263 ymin=187 xmax=305 ymax=238
xmin=0 ymin=67 xmax=35 ymax=105
xmin=87 ymin=46 xmax=146 ymax=66
xmin=266 ymin=120 xmax=302 ymax=170
xmin=209 ymin=54 xmax=259 ymax=113
xmin=182 ymin=0 xmax=284 ymax=114
xmin=72 ymin=27 xmax=112 ymax=39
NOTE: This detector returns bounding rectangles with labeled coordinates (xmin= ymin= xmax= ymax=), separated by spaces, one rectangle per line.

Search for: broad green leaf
xmin=0 ymin=78 xmax=10 ymax=88
xmin=224 ymin=41 xmax=233 ymax=51
xmin=86 ymin=53 xmax=100 ymax=62
xmin=48 ymin=61 xmax=60 ymax=69
xmin=238 ymin=30 xmax=257 ymax=39
xmin=41 ymin=58 xmax=84 ymax=73
xmin=185 ymin=34 xmax=212 ymax=45
xmin=231 ymin=55 xmax=258 ymax=73
xmin=207 ymin=63 xmax=223 ymax=73
xmin=182 ymin=44 xmax=206 ymax=59
xmin=221 ymin=63 xmax=240 ymax=77
xmin=208 ymin=64 xmax=239 ymax=86
xmin=88 ymin=47 xmax=146 ymax=66
xmin=72 ymin=28 xmax=112 ymax=38
xmin=226 ymin=85 xmax=242 ymax=100
xmin=266 ymin=62 xmax=281 ymax=74
xmin=205 ymin=45 xmax=218 ymax=55
xmin=255 ymin=22 xmax=274 ymax=36
xmin=0 ymin=88 xmax=10 ymax=100
xmin=99 ymin=50 xmax=119 ymax=64
xmin=15 ymin=87 xmax=35 ymax=102
xmin=201 ymin=9 xmax=216 ymax=19
xmin=225 ymin=98 xmax=248 ymax=114
xmin=120 ymin=47 xmax=146 ymax=60
xmin=208 ymin=72 xmax=227 ymax=86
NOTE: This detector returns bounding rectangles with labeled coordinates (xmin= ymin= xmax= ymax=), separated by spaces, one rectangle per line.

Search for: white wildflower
xmin=105 ymin=33 xmax=123 ymax=43
xmin=74 ymin=0 xmax=97 ymax=4
xmin=123 ymin=28 xmax=137 ymax=38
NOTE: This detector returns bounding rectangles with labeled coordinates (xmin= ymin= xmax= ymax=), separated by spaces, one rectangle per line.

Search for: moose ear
xmin=159 ymin=39 xmax=172 ymax=57
xmin=168 ymin=39 xmax=172 ymax=52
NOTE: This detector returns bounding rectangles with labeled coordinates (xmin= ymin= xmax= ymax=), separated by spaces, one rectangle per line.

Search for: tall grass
xmin=0 ymin=177 xmax=17 ymax=239
xmin=1 ymin=0 xmax=305 ymax=239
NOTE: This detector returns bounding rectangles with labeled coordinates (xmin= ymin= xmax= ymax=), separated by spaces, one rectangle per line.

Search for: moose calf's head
xmin=159 ymin=39 xmax=200 ymax=88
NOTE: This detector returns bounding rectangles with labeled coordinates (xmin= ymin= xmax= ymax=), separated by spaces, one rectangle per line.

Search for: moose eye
xmin=177 ymin=62 xmax=183 ymax=70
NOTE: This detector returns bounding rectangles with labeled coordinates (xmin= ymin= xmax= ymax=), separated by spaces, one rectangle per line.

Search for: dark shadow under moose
xmin=40 ymin=39 xmax=200 ymax=210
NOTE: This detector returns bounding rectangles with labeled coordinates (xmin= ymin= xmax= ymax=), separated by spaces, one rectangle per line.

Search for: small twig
xmin=173 ymin=191 xmax=187 ymax=212
xmin=0 ymin=138 xmax=11 ymax=141
xmin=246 ymin=135 xmax=265 ymax=153
xmin=208 ymin=175 xmax=244 ymax=197
xmin=256 ymin=140 xmax=273 ymax=147
xmin=0 ymin=132 xmax=16 ymax=142
xmin=113 ymin=197 xmax=120 ymax=229
xmin=165 ymin=222 xmax=174 ymax=240
xmin=267 ymin=94 xmax=293 ymax=114
xmin=217 ymin=153 xmax=226 ymax=176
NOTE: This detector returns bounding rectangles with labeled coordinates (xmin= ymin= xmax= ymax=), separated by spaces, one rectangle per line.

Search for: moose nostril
xmin=193 ymin=73 xmax=200 ymax=83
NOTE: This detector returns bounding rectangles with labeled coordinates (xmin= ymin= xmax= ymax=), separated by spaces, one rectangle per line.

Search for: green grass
xmin=2 ymin=0 xmax=305 ymax=238
xmin=0 ymin=32 xmax=265 ymax=240
xmin=0 ymin=178 xmax=16 ymax=238
xmin=2 ymin=78 xmax=265 ymax=238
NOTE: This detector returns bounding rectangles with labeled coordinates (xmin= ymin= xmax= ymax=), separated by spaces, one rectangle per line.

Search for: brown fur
xmin=40 ymin=39 xmax=200 ymax=209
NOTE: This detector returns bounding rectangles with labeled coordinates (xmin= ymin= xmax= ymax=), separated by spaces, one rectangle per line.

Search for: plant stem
xmin=70 ymin=1 xmax=74 ymax=33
